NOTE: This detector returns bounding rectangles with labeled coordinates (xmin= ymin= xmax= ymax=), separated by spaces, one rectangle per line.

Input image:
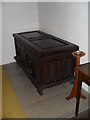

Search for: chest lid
xmin=13 ymin=30 xmax=79 ymax=56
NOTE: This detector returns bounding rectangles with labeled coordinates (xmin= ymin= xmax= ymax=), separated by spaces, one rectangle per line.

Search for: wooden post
xmin=66 ymin=51 xmax=86 ymax=100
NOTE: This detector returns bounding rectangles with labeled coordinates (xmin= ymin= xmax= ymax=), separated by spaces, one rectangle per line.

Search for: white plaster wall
xmin=2 ymin=2 xmax=39 ymax=65
xmin=38 ymin=2 xmax=88 ymax=64
xmin=2 ymin=2 xmax=88 ymax=64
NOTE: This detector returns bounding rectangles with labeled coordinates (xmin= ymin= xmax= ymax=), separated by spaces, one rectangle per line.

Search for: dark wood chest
xmin=13 ymin=30 xmax=79 ymax=95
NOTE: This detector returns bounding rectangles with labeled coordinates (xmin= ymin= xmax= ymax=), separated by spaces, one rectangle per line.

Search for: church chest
xmin=13 ymin=30 xmax=79 ymax=95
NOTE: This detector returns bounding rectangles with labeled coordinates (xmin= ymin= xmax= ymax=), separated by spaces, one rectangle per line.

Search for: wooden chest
xmin=13 ymin=30 xmax=79 ymax=95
